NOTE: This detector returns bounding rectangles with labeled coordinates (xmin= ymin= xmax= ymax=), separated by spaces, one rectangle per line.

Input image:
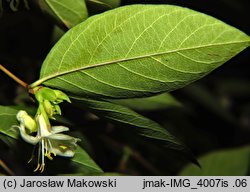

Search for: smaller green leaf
xmin=109 ymin=93 xmax=181 ymax=111
xmin=179 ymin=146 xmax=250 ymax=176
xmin=0 ymin=105 xmax=19 ymax=139
xmin=86 ymin=0 xmax=120 ymax=11
xmin=44 ymin=0 xmax=88 ymax=28
xmin=51 ymin=25 xmax=65 ymax=44
xmin=0 ymin=134 xmax=17 ymax=147
xmin=73 ymin=97 xmax=189 ymax=152
xmin=97 ymin=0 xmax=120 ymax=8
xmin=70 ymin=146 xmax=103 ymax=174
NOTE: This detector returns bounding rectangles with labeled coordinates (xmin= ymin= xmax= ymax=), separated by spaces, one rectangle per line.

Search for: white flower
xmin=16 ymin=111 xmax=80 ymax=173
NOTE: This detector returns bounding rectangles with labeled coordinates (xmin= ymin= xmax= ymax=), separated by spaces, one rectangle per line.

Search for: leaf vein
xmin=125 ymin=9 xmax=180 ymax=57
xmin=33 ymin=40 xmax=248 ymax=87
xmin=151 ymin=56 xmax=206 ymax=74
xmin=89 ymin=7 xmax=155 ymax=63
xmin=57 ymin=77 xmax=115 ymax=97
xmin=79 ymin=70 xmax=151 ymax=92
xmin=158 ymin=13 xmax=199 ymax=50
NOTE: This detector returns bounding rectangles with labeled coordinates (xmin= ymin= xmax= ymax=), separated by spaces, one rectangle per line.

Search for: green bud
xmin=34 ymin=87 xmax=70 ymax=105
xmin=40 ymin=87 xmax=57 ymax=101
xmin=54 ymin=90 xmax=71 ymax=103
xmin=54 ymin=104 xmax=61 ymax=115
xmin=35 ymin=87 xmax=57 ymax=103
xmin=33 ymin=87 xmax=70 ymax=119
xmin=43 ymin=100 xmax=54 ymax=117
xmin=16 ymin=110 xmax=37 ymax=133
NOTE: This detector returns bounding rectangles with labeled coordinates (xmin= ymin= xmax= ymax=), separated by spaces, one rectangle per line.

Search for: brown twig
xmin=0 ymin=64 xmax=28 ymax=88
xmin=0 ymin=159 xmax=15 ymax=176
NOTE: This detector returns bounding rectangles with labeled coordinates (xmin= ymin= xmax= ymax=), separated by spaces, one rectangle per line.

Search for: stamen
xmin=33 ymin=139 xmax=46 ymax=173
xmin=34 ymin=141 xmax=42 ymax=172
xmin=45 ymin=139 xmax=48 ymax=155
xmin=41 ymin=139 xmax=45 ymax=169
xmin=27 ymin=157 xmax=33 ymax=164
xmin=39 ymin=164 xmax=45 ymax=173
xmin=46 ymin=153 xmax=53 ymax=160
xmin=59 ymin=145 xmax=68 ymax=150
xmin=34 ymin=163 xmax=40 ymax=172
xmin=27 ymin=146 xmax=36 ymax=164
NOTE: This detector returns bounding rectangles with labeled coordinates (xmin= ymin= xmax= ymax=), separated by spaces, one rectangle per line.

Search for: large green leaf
xmin=30 ymin=5 xmax=250 ymax=99
xmin=179 ymin=146 xmax=250 ymax=176
xmin=73 ymin=97 xmax=189 ymax=152
xmin=70 ymin=146 xmax=103 ymax=174
xmin=45 ymin=0 xmax=88 ymax=28
xmin=109 ymin=93 xmax=181 ymax=111
xmin=0 ymin=105 xmax=19 ymax=139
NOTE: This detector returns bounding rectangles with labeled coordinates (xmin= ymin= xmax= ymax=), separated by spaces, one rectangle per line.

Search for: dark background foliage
xmin=0 ymin=0 xmax=250 ymax=175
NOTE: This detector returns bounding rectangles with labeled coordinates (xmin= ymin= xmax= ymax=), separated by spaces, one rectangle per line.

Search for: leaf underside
xmin=45 ymin=0 xmax=88 ymax=28
xmin=109 ymin=93 xmax=181 ymax=111
xmin=31 ymin=5 xmax=250 ymax=99
xmin=73 ymin=97 xmax=189 ymax=152
xmin=71 ymin=146 xmax=103 ymax=174
xmin=0 ymin=105 xmax=19 ymax=139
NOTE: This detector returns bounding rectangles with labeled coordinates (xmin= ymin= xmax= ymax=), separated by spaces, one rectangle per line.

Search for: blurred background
xmin=0 ymin=0 xmax=250 ymax=175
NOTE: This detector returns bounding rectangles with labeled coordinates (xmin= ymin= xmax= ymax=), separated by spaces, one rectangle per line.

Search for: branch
xmin=0 ymin=64 xmax=28 ymax=88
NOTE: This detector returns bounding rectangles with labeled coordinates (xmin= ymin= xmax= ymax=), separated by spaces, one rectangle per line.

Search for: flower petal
xmin=38 ymin=114 xmax=51 ymax=137
xmin=52 ymin=148 xmax=75 ymax=157
xmin=17 ymin=124 xmax=39 ymax=145
xmin=16 ymin=110 xmax=37 ymax=132
xmin=51 ymin=126 xmax=69 ymax=134
xmin=49 ymin=138 xmax=78 ymax=157
xmin=47 ymin=133 xmax=78 ymax=141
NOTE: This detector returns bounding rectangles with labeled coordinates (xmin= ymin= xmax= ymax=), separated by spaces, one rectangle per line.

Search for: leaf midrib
xmin=30 ymin=40 xmax=249 ymax=88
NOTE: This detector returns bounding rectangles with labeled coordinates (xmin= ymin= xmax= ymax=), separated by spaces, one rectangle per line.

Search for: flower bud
xmin=54 ymin=104 xmax=61 ymax=115
xmin=43 ymin=100 xmax=54 ymax=117
xmin=35 ymin=87 xmax=57 ymax=103
xmin=16 ymin=110 xmax=37 ymax=132
xmin=40 ymin=87 xmax=57 ymax=101
xmin=54 ymin=90 xmax=71 ymax=103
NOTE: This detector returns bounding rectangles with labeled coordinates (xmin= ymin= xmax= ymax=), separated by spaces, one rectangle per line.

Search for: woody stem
xmin=0 ymin=64 xmax=28 ymax=88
